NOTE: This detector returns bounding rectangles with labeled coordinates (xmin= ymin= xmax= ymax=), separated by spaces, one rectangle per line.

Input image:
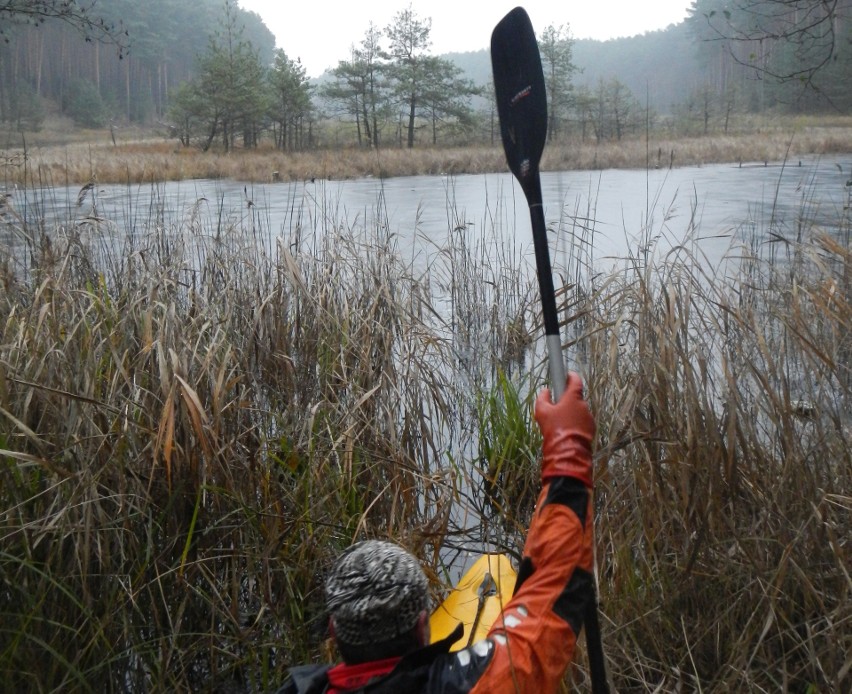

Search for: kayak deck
xmin=430 ymin=553 xmax=517 ymax=651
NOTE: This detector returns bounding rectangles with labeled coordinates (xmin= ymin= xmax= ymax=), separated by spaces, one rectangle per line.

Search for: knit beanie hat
xmin=325 ymin=540 xmax=429 ymax=646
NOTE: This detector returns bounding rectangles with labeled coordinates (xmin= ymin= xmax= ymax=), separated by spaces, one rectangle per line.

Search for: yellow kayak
xmin=430 ymin=554 xmax=517 ymax=651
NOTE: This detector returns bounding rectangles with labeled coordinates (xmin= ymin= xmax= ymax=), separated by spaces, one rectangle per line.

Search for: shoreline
xmin=3 ymin=121 xmax=852 ymax=187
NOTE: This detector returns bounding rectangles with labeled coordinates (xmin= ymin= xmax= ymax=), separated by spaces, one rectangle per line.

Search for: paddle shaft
xmin=524 ymin=174 xmax=566 ymax=402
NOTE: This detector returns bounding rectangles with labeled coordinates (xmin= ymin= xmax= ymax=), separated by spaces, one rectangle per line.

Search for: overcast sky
xmin=237 ymin=1 xmax=693 ymax=78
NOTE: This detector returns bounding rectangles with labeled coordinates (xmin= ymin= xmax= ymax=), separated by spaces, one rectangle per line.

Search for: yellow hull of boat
xmin=430 ymin=553 xmax=517 ymax=651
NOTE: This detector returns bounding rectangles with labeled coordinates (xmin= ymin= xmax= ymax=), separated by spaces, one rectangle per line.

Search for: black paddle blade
xmin=491 ymin=7 xmax=547 ymax=197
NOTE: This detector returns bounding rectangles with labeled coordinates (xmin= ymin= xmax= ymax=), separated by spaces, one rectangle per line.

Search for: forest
xmin=1 ymin=1 xmax=851 ymax=150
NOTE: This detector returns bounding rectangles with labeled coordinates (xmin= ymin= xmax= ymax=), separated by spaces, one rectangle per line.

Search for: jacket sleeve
xmin=468 ymin=476 xmax=594 ymax=693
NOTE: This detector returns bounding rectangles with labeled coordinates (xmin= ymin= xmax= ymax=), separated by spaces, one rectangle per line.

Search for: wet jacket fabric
xmin=275 ymin=476 xmax=593 ymax=694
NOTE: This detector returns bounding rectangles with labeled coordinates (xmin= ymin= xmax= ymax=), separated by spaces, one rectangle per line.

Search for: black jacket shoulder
xmin=273 ymin=623 xmax=495 ymax=694
xmin=272 ymin=663 xmax=330 ymax=694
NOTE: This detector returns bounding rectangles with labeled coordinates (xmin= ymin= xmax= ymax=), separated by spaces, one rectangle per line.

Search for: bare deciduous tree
xmin=0 ymin=0 xmax=128 ymax=56
xmin=692 ymin=0 xmax=849 ymax=85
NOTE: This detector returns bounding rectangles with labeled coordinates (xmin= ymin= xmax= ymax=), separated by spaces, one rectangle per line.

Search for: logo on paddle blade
xmin=510 ymin=85 xmax=532 ymax=106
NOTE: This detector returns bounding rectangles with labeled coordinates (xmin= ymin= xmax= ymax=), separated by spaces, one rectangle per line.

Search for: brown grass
xmin=0 ymin=193 xmax=538 ymax=690
xmin=577 ymin=228 xmax=852 ymax=691
xmin=0 ymin=176 xmax=849 ymax=691
xmin=3 ymin=116 xmax=851 ymax=187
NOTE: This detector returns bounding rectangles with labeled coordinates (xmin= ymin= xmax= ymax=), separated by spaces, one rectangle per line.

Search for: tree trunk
xmin=354 ymin=94 xmax=363 ymax=147
xmin=361 ymin=96 xmax=372 ymax=147
xmin=125 ymin=59 xmax=131 ymax=121
xmin=407 ymin=93 xmax=416 ymax=148
xmin=94 ymin=41 xmax=100 ymax=92
xmin=157 ymin=62 xmax=163 ymax=118
xmin=35 ymin=32 xmax=44 ymax=95
xmin=202 ymin=116 xmax=219 ymax=152
xmin=162 ymin=61 xmax=169 ymax=118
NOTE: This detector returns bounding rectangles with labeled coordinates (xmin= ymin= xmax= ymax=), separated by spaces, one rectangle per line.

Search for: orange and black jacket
xmin=275 ymin=476 xmax=594 ymax=694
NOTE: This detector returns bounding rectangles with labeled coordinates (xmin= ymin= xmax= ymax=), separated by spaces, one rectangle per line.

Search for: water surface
xmin=7 ymin=154 xmax=850 ymax=277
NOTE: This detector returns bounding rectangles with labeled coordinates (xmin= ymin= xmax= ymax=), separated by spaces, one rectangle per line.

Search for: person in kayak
xmin=275 ymin=372 xmax=597 ymax=694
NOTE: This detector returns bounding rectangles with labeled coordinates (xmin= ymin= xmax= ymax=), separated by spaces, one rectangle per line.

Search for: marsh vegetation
xmin=1 ymin=157 xmax=849 ymax=692
xmin=3 ymin=115 xmax=852 ymax=186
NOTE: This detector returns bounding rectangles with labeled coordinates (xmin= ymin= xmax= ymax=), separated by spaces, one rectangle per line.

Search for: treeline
xmin=0 ymin=0 xmax=484 ymax=150
xmin=0 ymin=0 xmax=274 ymax=132
xmin=685 ymin=0 xmax=852 ymax=115
xmin=167 ymin=4 xmax=483 ymax=152
xmin=453 ymin=4 xmax=852 ymax=142
xmin=1 ymin=0 xmax=851 ymax=151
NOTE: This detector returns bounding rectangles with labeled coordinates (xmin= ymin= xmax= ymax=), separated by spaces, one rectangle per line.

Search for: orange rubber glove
xmin=534 ymin=372 xmax=595 ymax=487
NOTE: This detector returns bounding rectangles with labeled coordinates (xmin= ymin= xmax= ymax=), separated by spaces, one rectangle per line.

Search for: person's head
xmin=325 ymin=540 xmax=430 ymax=664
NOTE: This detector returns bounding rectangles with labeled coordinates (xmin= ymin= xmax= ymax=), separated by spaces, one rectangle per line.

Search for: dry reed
xmin=3 ymin=116 xmax=851 ymax=188
xmin=0 ymin=188 xmax=536 ymax=690
xmin=0 ymin=171 xmax=849 ymax=691
xmin=576 ymin=215 xmax=851 ymax=691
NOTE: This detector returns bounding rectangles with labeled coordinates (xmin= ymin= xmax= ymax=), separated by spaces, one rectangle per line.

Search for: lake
xmin=5 ymin=153 xmax=851 ymax=280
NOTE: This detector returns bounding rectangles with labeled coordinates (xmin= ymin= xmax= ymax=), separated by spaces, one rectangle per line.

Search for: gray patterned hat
xmin=325 ymin=540 xmax=429 ymax=646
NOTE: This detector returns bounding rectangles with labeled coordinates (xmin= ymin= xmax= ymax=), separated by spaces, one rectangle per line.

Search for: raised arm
xmin=470 ymin=372 xmax=595 ymax=693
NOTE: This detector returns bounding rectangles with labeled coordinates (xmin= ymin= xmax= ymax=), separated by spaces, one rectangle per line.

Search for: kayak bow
xmin=430 ymin=554 xmax=517 ymax=651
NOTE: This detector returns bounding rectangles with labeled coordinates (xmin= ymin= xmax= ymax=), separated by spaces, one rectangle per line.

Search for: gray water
xmin=5 ymin=154 xmax=851 ymax=278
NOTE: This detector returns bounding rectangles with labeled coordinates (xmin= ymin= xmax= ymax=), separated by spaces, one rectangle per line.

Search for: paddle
xmin=491 ymin=7 xmax=609 ymax=693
